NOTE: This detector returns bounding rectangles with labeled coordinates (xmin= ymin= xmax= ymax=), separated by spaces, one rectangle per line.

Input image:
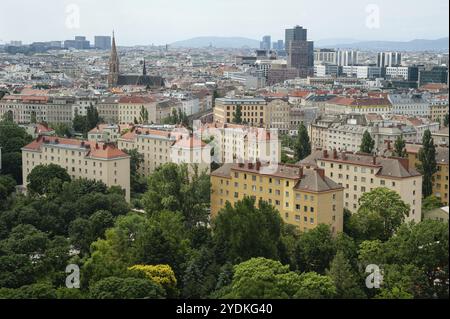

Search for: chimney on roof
xmin=323 ymin=149 xmax=328 ymax=158
xmin=315 ymin=167 xmax=325 ymax=179
xmin=103 ymin=144 xmax=107 ymax=150
xmin=299 ymin=166 xmax=304 ymax=178
xmin=95 ymin=142 xmax=99 ymax=149
xmin=238 ymin=162 xmax=244 ymax=168
xmin=256 ymin=160 xmax=261 ymax=171
xmin=373 ymin=156 xmax=377 ymax=165
xmin=248 ymin=162 xmax=254 ymax=169
xmin=81 ymin=141 xmax=85 ymax=147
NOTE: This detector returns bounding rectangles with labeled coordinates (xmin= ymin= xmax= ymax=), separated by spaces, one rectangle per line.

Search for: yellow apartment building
xmin=214 ymin=97 xmax=268 ymax=126
xmin=301 ymin=149 xmax=423 ymax=223
xmin=211 ymin=162 xmax=344 ymax=234
xmin=22 ymin=136 xmax=131 ymax=202
xmin=405 ymin=143 xmax=449 ymax=205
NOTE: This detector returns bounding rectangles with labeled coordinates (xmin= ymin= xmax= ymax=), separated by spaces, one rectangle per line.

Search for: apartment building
xmin=0 ymin=94 xmax=74 ymax=124
xmin=265 ymin=99 xmax=291 ymax=134
xmin=326 ymin=123 xmax=417 ymax=153
xmin=211 ymin=162 xmax=344 ymax=234
xmin=118 ymin=126 xmax=210 ymax=177
xmin=88 ymin=124 xmax=133 ymax=143
xmin=405 ymin=143 xmax=449 ymax=205
xmin=213 ymin=97 xmax=268 ymax=126
xmin=324 ymin=96 xmax=392 ymax=115
xmin=118 ymin=96 xmax=157 ymax=124
xmin=301 ymin=150 xmax=422 ymax=223
xmin=432 ymin=127 xmax=450 ymax=147
xmin=97 ymin=96 xmax=120 ymax=123
xmin=389 ymin=94 xmax=431 ymax=117
xmin=198 ymin=123 xmax=281 ymax=164
xmin=22 ymin=136 xmax=131 ymax=201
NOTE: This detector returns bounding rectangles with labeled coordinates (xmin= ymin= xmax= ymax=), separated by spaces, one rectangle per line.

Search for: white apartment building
xmin=389 ymin=94 xmax=431 ymax=117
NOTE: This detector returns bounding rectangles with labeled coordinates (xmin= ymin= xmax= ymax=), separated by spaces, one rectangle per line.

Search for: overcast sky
xmin=0 ymin=0 xmax=448 ymax=45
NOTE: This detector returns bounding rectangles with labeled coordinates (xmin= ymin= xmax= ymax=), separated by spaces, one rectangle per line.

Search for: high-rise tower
xmin=107 ymin=32 xmax=120 ymax=87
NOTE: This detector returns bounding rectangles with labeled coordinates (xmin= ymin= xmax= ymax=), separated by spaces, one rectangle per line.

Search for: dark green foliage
xmin=360 ymin=130 xmax=375 ymax=154
xmin=294 ymin=122 xmax=311 ymax=161
xmin=27 ymin=164 xmax=71 ymax=195
xmin=417 ymin=130 xmax=438 ymax=198
xmin=89 ymin=276 xmax=164 ymax=299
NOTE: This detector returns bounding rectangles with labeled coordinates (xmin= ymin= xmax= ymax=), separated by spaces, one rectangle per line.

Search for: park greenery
xmin=0 ymin=120 xmax=448 ymax=299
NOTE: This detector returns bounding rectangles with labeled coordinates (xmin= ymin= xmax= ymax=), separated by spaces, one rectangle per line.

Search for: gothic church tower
xmin=107 ymin=32 xmax=120 ymax=87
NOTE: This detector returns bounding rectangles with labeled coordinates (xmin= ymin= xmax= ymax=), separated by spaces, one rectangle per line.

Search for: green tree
xmin=294 ymin=122 xmax=311 ymax=161
xmin=72 ymin=112 xmax=87 ymax=134
xmin=213 ymin=197 xmax=284 ymax=264
xmin=374 ymin=287 xmax=413 ymax=299
xmin=142 ymin=163 xmax=210 ymax=228
xmin=392 ymin=135 xmax=407 ymax=158
xmin=0 ymin=283 xmax=57 ymax=299
xmin=360 ymin=130 xmax=375 ymax=154
xmin=139 ymin=105 xmax=149 ymax=124
xmin=0 ymin=119 xmax=33 ymax=183
xmin=123 ymin=149 xmax=146 ymax=195
xmin=443 ymin=113 xmax=449 ymax=127
xmin=293 ymin=272 xmax=337 ymax=299
xmin=351 ymin=188 xmax=410 ymax=241
xmin=0 ymin=175 xmax=16 ymax=201
xmin=30 ymin=111 xmax=37 ymax=124
xmin=232 ymin=105 xmax=242 ymax=124
xmin=86 ymin=104 xmax=100 ymax=131
xmin=422 ymin=195 xmax=443 ymax=212
xmin=27 ymin=164 xmax=71 ymax=195
xmin=326 ymin=251 xmax=366 ymax=298
xmin=294 ymin=224 xmax=336 ymax=273
xmin=221 ymin=257 xmax=302 ymax=299
xmin=417 ymin=130 xmax=438 ymax=198
xmin=89 ymin=276 xmax=165 ymax=299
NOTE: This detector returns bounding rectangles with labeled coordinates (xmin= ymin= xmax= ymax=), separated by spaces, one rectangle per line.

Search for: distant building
xmin=260 ymin=35 xmax=271 ymax=50
xmin=107 ymin=33 xmax=164 ymax=88
xmin=94 ymin=36 xmax=112 ymax=50
xmin=377 ymin=52 xmax=402 ymax=67
xmin=285 ymin=26 xmax=314 ymax=78
xmin=64 ymin=36 xmax=90 ymax=50
xmin=418 ymin=66 xmax=449 ymax=86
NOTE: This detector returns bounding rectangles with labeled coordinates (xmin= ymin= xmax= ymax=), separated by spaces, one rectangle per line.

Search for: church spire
xmin=108 ymin=31 xmax=120 ymax=88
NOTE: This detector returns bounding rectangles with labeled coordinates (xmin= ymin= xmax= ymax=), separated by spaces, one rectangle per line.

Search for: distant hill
xmin=171 ymin=37 xmax=260 ymax=49
xmin=319 ymin=37 xmax=449 ymax=51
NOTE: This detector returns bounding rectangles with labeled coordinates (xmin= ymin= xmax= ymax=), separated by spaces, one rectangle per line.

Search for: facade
xmin=419 ymin=66 xmax=449 ymax=86
xmin=198 ymin=123 xmax=281 ymax=164
xmin=0 ymin=94 xmax=73 ymax=124
xmin=117 ymin=96 xmax=173 ymax=124
xmin=377 ymin=52 xmax=402 ymax=67
xmin=94 ymin=36 xmax=111 ymax=50
xmin=301 ymin=150 xmax=422 ymax=223
xmin=210 ymin=162 xmax=344 ymax=234
xmin=97 ymin=96 xmax=120 ymax=123
xmin=385 ymin=66 xmax=419 ymax=82
xmin=285 ymin=26 xmax=314 ymax=78
xmin=432 ymin=127 xmax=450 ymax=147
xmin=406 ymin=144 xmax=449 ymax=205
xmin=88 ymin=124 xmax=133 ymax=143
xmin=22 ymin=136 xmax=131 ymax=201
xmin=341 ymin=66 xmax=382 ymax=79
xmin=118 ymin=126 xmax=210 ymax=177
xmin=213 ymin=97 xmax=268 ymax=126
xmin=324 ymin=96 xmax=392 ymax=115
xmin=267 ymin=64 xmax=299 ymax=85
xmin=389 ymin=93 xmax=430 ymax=117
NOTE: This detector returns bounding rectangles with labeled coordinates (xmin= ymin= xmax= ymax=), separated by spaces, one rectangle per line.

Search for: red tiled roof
xmin=22 ymin=136 xmax=128 ymax=160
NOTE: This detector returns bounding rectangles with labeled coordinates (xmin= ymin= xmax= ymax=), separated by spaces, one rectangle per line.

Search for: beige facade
xmin=0 ymin=95 xmax=73 ymax=124
xmin=214 ymin=98 xmax=268 ymax=126
xmin=97 ymin=97 xmax=120 ymax=123
xmin=430 ymin=104 xmax=449 ymax=124
xmin=301 ymin=150 xmax=423 ymax=223
xmin=211 ymin=162 xmax=344 ymax=234
xmin=265 ymin=99 xmax=291 ymax=134
xmin=118 ymin=126 xmax=210 ymax=177
xmin=22 ymin=136 xmax=131 ymax=202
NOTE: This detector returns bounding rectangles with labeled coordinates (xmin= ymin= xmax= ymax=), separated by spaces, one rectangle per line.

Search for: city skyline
xmin=0 ymin=0 xmax=449 ymax=46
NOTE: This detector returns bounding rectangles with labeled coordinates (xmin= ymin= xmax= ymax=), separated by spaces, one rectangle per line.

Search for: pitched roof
xmin=22 ymin=136 xmax=129 ymax=160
